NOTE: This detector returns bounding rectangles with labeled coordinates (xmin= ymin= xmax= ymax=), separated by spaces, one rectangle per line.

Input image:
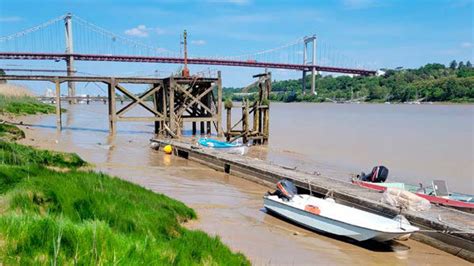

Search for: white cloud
xmin=0 ymin=16 xmax=22 ymax=22
xmin=191 ymin=40 xmax=206 ymax=46
xmin=124 ymin=25 xmax=165 ymax=37
xmin=461 ymin=42 xmax=472 ymax=48
xmin=124 ymin=25 xmax=149 ymax=37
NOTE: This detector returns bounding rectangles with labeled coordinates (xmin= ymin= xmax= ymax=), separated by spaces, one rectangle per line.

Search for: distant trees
xmin=224 ymin=60 xmax=474 ymax=103
xmin=0 ymin=68 xmax=5 ymax=76
xmin=449 ymin=60 xmax=457 ymax=69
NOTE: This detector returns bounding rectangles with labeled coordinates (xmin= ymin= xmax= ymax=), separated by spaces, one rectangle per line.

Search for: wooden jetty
xmin=0 ymin=74 xmax=223 ymax=137
xmin=225 ymin=72 xmax=271 ymax=144
xmin=150 ymin=138 xmax=474 ymax=262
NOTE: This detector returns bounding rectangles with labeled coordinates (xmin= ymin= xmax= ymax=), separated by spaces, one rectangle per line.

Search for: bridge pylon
xmin=302 ymin=35 xmax=317 ymax=95
xmin=65 ymin=13 xmax=76 ymax=104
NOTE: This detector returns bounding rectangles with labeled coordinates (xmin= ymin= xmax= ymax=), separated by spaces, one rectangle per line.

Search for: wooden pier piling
xmin=225 ymin=72 xmax=271 ymax=144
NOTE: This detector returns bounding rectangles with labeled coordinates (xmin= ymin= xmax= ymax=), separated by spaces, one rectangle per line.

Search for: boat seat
xmin=432 ymin=180 xmax=449 ymax=197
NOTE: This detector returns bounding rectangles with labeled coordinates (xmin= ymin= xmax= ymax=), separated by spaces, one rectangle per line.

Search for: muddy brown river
xmin=16 ymin=102 xmax=471 ymax=265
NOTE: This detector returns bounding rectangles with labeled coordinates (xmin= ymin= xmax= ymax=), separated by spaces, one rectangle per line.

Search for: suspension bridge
xmin=0 ymin=13 xmax=375 ymax=97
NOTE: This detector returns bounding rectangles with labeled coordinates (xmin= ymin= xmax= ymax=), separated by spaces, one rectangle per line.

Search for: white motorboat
xmin=264 ymin=180 xmax=419 ymax=242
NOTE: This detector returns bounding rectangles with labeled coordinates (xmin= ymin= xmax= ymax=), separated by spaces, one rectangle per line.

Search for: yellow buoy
xmin=163 ymin=144 xmax=173 ymax=154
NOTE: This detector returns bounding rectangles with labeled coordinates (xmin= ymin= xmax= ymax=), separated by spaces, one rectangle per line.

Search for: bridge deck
xmin=0 ymin=52 xmax=376 ymax=75
xmin=151 ymin=138 xmax=473 ymax=262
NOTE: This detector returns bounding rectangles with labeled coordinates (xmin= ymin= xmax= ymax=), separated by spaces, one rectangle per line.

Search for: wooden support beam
xmin=117 ymin=117 xmax=165 ymax=122
xmin=217 ymin=71 xmax=223 ymax=137
xmin=181 ymin=117 xmax=216 ymax=122
xmin=108 ymin=78 xmax=117 ymax=134
xmin=192 ymin=104 xmax=197 ymax=135
xmin=54 ymin=78 xmax=62 ymax=130
xmin=226 ymin=108 xmax=231 ymax=141
xmin=115 ymin=83 xmax=162 ymax=117
xmin=175 ymin=83 xmax=214 ymax=115
xmin=153 ymin=84 xmax=160 ymax=134
xmin=169 ymin=78 xmax=177 ymax=136
xmin=206 ymin=94 xmax=211 ymax=134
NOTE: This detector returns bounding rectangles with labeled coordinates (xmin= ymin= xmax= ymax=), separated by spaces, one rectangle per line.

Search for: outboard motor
xmin=271 ymin=179 xmax=298 ymax=201
xmin=358 ymin=166 xmax=389 ymax=183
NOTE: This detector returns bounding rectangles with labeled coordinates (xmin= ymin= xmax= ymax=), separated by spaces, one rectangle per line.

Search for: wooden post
xmin=55 ymin=79 xmax=62 ymax=130
xmin=200 ymin=105 xmax=205 ymax=134
xmin=108 ymin=78 xmax=117 ymax=134
xmin=169 ymin=78 xmax=176 ymax=136
xmin=263 ymin=108 xmax=269 ymax=142
xmin=253 ymin=101 xmax=259 ymax=133
xmin=206 ymin=94 xmax=211 ymax=135
xmin=226 ymin=107 xmax=231 ymax=141
xmin=192 ymin=104 xmax=197 ymax=135
xmin=243 ymin=100 xmax=249 ymax=143
xmin=153 ymin=84 xmax=160 ymax=135
xmin=217 ymin=71 xmax=223 ymax=137
xmin=161 ymin=86 xmax=166 ymax=135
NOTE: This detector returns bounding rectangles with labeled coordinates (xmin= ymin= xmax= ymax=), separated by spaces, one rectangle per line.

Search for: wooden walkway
xmin=151 ymin=138 xmax=474 ymax=262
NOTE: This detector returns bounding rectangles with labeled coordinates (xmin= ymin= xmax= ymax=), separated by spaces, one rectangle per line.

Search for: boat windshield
xmin=277 ymin=179 xmax=298 ymax=199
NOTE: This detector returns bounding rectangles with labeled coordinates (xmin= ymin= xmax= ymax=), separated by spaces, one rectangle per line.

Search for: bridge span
xmin=0 ymin=52 xmax=376 ymax=76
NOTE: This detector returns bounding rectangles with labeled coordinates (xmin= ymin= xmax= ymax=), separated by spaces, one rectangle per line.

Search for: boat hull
xmin=264 ymin=196 xmax=414 ymax=242
xmin=352 ymin=180 xmax=474 ymax=213
xmin=197 ymin=138 xmax=247 ymax=155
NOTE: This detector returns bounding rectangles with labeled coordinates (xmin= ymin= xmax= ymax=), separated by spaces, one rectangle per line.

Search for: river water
xmin=262 ymin=103 xmax=474 ymax=194
xmin=17 ymin=102 xmax=472 ymax=265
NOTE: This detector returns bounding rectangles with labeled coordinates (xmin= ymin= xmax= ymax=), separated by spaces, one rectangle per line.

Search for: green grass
xmin=0 ymin=124 xmax=25 ymax=141
xmin=0 ymin=142 xmax=249 ymax=265
xmin=0 ymin=141 xmax=87 ymax=169
xmin=0 ymin=95 xmax=56 ymax=115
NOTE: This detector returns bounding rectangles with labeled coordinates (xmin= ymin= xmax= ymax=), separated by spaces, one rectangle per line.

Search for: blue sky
xmin=0 ymin=0 xmax=473 ymax=92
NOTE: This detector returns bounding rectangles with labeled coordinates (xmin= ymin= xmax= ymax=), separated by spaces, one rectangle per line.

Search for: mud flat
xmin=151 ymin=138 xmax=474 ymax=263
xmin=8 ymin=104 xmax=472 ymax=265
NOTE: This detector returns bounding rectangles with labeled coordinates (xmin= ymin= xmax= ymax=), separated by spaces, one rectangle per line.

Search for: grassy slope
xmin=0 ymin=124 xmax=25 ymax=141
xmin=0 ymin=95 xmax=56 ymax=115
xmin=0 ymin=127 xmax=249 ymax=264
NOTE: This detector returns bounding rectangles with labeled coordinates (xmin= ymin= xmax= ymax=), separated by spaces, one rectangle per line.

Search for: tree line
xmin=224 ymin=61 xmax=474 ymax=103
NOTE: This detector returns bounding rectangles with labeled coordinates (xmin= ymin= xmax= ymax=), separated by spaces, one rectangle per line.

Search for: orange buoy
xmin=304 ymin=204 xmax=321 ymax=215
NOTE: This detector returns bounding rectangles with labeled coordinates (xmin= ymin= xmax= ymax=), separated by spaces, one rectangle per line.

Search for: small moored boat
xmin=264 ymin=180 xmax=419 ymax=242
xmin=353 ymin=166 xmax=474 ymax=213
xmin=197 ymin=137 xmax=247 ymax=155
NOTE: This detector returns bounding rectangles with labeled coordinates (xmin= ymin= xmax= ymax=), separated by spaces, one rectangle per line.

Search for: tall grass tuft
xmin=0 ymin=123 xmax=25 ymax=141
xmin=0 ymin=142 xmax=250 ymax=265
xmin=0 ymin=95 xmax=56 ymax=115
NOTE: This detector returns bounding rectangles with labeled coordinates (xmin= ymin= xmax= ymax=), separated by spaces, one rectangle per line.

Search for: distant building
xmin=44 ymin=88 xmax=55 ymax=97
xmin=376 ymin=70 xmax=386 ymax=76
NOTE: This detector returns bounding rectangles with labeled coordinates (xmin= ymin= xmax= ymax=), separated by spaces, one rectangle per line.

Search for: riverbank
xmin=0 ymin=99 xmax=249 ymax=264
xmin=225 ymin=63 xmax=474 ymax=104
xmin=9 ymin=103 xmax=472 ymax=265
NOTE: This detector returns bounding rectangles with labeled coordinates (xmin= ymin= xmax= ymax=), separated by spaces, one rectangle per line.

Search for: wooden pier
xmin=151 ymin=138 xmax=474 ymax=262
xmin=0 ymin=74 xmax=223 ymax=136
